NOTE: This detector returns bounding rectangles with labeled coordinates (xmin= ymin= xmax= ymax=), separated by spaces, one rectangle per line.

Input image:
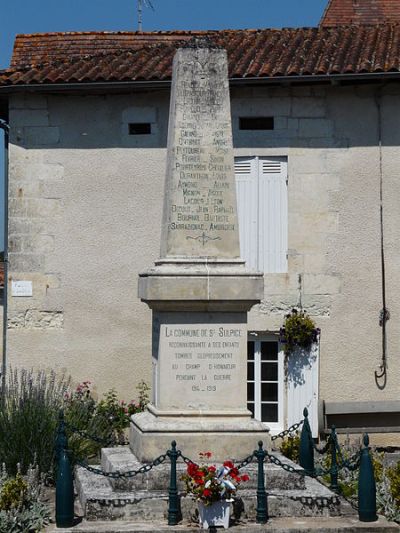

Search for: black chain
xmin=265 ymin=452 xmax=307 ymax=476
xmin=65 ymin=421 xmax=115 ymax=446
xmin=179 ymin=453 xmax=198 ymax=467
xmin=271 ymin=420 xmax=304 ymax=441
xmin=76 ymin=453 xmax=168 ymax=478
xmin=236 ymin=453 xmax=255 ymax=470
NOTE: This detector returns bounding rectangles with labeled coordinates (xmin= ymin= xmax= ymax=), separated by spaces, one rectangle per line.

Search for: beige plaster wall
xmin=6 ymin=85 xmax=400 ymax=417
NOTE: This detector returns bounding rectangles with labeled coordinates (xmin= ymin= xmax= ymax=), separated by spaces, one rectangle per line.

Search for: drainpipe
xmin=0 ymin=119 xmax=9 ymax=388
xmin=373 ymin=88 xmax=389 ymax=390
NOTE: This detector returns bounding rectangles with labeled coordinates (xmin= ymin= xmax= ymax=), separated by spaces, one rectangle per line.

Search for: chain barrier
xmin=236 ymin=453 xmax=255 ymax=470
xmin=265 ymin=452 xmax=307 ymax=476
xmin=64 ymin=421 xmax=116 ymax=447
xmin=331 ymin=432 xmax=361 ymax=472
xmin=271 ymin=420 xmax=304 ymax=441
xmin=75 ymin=453 xmax=168 ymax=478
xmin=178 ymin=452 xmax=197 ymax=467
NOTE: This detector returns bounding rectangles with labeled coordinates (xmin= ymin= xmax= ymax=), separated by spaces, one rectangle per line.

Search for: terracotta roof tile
xmin=320 ymin=0 xmax=400 ymax=27
xmin=2 ymin=27 xmax=400 ymax=87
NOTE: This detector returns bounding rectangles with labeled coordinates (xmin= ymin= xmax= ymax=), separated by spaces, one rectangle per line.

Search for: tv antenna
xmin=138 ymin=0 xmax=155 ymax=32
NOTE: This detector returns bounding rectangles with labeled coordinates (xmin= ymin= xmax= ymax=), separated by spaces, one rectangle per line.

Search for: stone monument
xmin=131 ymin=41 xmax=269 ymax=461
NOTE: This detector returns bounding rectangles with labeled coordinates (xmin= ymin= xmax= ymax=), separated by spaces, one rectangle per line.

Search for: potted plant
xmin=182 ymin=452 xmax=249 ymax=529
xmin=279 ymin=308 xmax=320 ymax=355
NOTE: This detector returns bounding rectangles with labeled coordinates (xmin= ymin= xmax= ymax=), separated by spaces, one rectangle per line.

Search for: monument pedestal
xmin=130 ymin=409 xmax=269 ymax=463
xmin=131 ymin=261 xmax=270 ymax=462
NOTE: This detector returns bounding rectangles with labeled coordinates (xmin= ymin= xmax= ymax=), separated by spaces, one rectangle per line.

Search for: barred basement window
xmin=239 ymin=117 xmax=274 ymax=130
xmin=129 ymin=123 xmax=152 ymax=135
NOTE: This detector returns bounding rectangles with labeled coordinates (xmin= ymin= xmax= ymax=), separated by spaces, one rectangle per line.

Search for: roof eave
xmin=0 ymin=71 xmax=400 ymax=93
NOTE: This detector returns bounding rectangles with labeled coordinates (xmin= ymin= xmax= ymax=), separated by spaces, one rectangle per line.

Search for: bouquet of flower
xmin=182 ymin=452 xmax=250 ymax=505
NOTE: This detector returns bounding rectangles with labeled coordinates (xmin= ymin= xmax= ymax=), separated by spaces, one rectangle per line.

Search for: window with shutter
xmin=235 ymin=156 xmax=288 ymax=273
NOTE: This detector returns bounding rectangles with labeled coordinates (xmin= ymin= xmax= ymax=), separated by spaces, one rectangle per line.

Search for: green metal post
xmin=299 ymin=407 xmax=314 ymax=476
xmin=167 ymin=441 xmax=180 ymax=526
xmin=55 ymin=411 xmax=74 ymax=528
xmin=255 ymin=441 xmax=268 ymax=524
xmin=358 ymin=434 xmax=377 ymax=522
xmin=329 ymin=425 xmax=339 ymax=491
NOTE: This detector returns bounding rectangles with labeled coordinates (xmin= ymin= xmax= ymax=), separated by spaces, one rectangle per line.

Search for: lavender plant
xmin=0 ymin=369 xmax=69 ymax=475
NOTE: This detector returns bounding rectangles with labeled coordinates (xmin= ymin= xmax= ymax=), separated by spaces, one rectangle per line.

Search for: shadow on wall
xmin=10 ymin=85 xmax=400 ymax=153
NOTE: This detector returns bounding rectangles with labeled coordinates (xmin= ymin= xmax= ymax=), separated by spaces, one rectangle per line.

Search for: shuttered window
xmin=235 ymin=157 xmax=288 ymax=273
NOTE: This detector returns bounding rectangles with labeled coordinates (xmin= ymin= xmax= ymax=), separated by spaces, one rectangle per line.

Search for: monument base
xmin=130 ymin=409 xmax=271 ymax=462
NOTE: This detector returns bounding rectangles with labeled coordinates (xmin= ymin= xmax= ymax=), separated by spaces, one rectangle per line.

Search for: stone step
xmin=75 ymin=465 xmax=353 ymax=523
xmin=48 ymin=516 xmax=400 ymax=532
xmin=100 ymin=447 xmax=305 ymax=492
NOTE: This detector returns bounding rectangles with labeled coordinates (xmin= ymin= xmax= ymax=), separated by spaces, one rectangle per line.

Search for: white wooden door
xmin=286 ymin=343 xmax=319 ymax=437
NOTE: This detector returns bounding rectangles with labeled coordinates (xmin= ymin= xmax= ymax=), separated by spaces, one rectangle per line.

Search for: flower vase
xmin=198 ymin=500 xmax=231 ymax=529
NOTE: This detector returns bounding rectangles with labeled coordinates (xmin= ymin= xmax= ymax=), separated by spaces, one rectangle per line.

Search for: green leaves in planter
xmin=279 ymin=309 xmax=320 ymax=355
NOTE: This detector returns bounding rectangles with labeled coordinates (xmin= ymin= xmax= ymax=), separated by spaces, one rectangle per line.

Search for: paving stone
xmin=47 ymin=515 xmax=400 ymax=532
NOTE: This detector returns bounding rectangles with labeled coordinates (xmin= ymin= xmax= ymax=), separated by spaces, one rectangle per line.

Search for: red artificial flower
xmin=199 ymin=451 xmax=212 ymax=459
xmin=203 ymin=489 xmax=211 ymax=498
xmin=241 ymin=474 xmax=250 ymax=482
xmin=187 ymin=463 xmax=198 ymax=477
xmin=230 ymin=467 xmax=239 ymax=477
xmin=223 ymin=460 xmax=234 ymax=469
xmin=208 ymin=466 xmax=216 ymax=473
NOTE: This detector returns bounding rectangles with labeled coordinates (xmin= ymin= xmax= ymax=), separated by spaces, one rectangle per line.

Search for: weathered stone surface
xmin=101 ymin=447 xmax=305 ymax=493
xmin=75 ymin=459 xmax=352 ymax=523
xmin=160 ymin=47 xmax=239 ymax=260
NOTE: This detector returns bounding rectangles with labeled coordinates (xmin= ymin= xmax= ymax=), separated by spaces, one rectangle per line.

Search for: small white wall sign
xmin=11 ymin=281 xmax=33 ymax=297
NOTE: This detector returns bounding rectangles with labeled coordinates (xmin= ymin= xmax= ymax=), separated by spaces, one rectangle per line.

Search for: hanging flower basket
xmin=279 ymin=309 xmax=320 ymax=355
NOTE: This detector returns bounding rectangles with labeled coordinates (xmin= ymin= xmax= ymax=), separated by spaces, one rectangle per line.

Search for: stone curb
xmin=47 ymin=516 xmax=400 ymax=532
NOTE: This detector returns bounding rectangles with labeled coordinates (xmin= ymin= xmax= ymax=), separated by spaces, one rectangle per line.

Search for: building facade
xmin=1 ymin=1 xmax=400 ymax=441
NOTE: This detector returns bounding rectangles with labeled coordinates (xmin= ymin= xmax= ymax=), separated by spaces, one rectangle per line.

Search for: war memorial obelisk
xmin=131 ymin=41 xmax=269 ymax=461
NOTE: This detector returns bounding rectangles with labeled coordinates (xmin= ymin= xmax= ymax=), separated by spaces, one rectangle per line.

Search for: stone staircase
xmin=44 ymin=445 xmax=399 ymax=531
xmin=75 ymin=446 xmax=351 ymax=522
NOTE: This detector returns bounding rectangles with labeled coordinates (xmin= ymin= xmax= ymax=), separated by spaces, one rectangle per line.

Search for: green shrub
xmin=0 ymin=463 xmax=50 ymax=532
xmin=0 ymin=369 xmax=69 ymax=475
xmin=0 ymin=474 xmax=27 ymax=511
xmin=0 ymin=369 xmax=149 ymax=475
xmin=64 ymin=380 xmax=150 ymax=462
xmin=387 ymin=461 xmax=400 ymax=506
xmin=279 ymin=432 xmax=300 ymax=462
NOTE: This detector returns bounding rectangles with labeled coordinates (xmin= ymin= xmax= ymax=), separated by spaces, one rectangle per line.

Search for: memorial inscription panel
xmin=156 ymin=313 xmax=247 ymax=411
xmin=161 ymin=48 xmax=240 ymax=258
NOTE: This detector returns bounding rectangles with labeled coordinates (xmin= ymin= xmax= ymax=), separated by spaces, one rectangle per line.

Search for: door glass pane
xmin=261 ymin=383 xmax=278 ymax=402
xmin=247 ymin=382 xmax=254 ymax=401
xmin=261 ymin=342 xmax=278 ymax=360
xmin=261 ymin=403 xmax=278 ymax=422
xmin=247 ymin=341 xmax=254 ymax=360
xmin=247 ymin=361 xmax=254 ymax=380
xmin=247 ymin=403 xmax=255 ymax=417
xmin=261 ymin=362 xmax=278 ymax=381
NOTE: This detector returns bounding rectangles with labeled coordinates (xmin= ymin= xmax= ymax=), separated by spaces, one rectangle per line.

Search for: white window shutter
xmin=235 ymin=158 xmax=258 ymax=271
xmin=235 ymin=156 xmax=288 ymax=273
xmin=258 ymin=158 xmax=288 ymax=273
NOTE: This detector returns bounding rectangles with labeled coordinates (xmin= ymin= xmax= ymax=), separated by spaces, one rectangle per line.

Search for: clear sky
xmin=0 ymin=0 xmax=328 ymax=250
